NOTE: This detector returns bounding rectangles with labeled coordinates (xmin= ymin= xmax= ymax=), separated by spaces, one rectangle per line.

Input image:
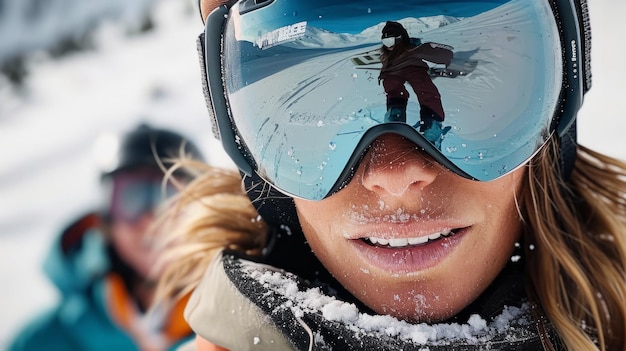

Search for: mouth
xmin=362 ymin=228 xmax=460 ymax=248
xmin=350 ymin=226 xmax=469 ymax=273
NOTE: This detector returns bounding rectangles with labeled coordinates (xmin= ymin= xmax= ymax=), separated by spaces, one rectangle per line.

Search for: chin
xmin=347 ymin=278 xmax=474 ymax=324
xmin=372 ymin=299 xmax=463 ymax=324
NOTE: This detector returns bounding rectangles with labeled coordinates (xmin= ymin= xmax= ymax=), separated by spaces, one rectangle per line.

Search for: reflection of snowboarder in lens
xmin=379 ymin=21 xmax=453 ymax=149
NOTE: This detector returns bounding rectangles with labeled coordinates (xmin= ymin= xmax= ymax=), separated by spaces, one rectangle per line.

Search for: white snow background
xmin=0 ymin=0 xmax=624 ymax=348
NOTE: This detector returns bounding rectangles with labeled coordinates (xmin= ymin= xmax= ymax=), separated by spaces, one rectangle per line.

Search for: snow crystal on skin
xmin=243 ymin=265 xmax=528 ymax=345
xmin=348 ymin=203 xmax=447 ymax=225
xmin=348 ymin=209 xmax=429 ymax=224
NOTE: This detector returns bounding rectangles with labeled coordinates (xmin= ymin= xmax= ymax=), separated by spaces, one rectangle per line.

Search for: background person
xmin=8 ymin=123 xmax=204 ymax=351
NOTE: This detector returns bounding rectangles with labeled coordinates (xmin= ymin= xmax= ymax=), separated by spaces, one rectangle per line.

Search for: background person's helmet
xmin=99 ymin=123 xmax=205 ymax=179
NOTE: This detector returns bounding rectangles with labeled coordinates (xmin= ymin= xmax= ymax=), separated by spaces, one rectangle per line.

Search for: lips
xmin=348 ymin=226 xmax=469 ymax=274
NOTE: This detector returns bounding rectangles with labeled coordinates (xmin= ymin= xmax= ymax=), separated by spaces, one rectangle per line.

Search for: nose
xmin=360 ymin=134 xmax=440 ymax=196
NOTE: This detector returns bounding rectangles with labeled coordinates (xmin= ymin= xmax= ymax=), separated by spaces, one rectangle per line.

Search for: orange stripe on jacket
xmin=105 ymin=274 xmax=193 ymax=348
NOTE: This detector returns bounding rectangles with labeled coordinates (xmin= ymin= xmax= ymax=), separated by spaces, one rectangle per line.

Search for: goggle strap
xmin=553 ymin=0 xmax=586 ymax=143
xmin=196 ymin=33 xmax=220 ymax=141
xmin=204 ymin=5 xmax=254 ymax=176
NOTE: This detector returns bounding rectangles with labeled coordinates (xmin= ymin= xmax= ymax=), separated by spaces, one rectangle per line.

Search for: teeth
xmin=366 ymin=230 xmax=453 ymax=248
xmin=408 ymin=236 xmax=429 ymax=245
xmin=388 ymin=238 xmax=408 ymax=247
xmin=428 ymin=233 xmax=442 ymax=240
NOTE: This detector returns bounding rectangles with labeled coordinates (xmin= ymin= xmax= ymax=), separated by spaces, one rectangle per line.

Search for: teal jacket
xmin=8 ymin=213 xmax=193 ymax=351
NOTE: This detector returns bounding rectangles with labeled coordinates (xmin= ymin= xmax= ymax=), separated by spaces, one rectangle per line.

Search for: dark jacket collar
xmin=220 ymin=252 xmax=563 ymax=350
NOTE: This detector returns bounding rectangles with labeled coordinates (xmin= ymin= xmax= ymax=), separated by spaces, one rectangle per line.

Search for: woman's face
xmin=295 ymin=134 xmax=525 ymax=322
xmin=200 ymin=0 xmax=525 ymax=323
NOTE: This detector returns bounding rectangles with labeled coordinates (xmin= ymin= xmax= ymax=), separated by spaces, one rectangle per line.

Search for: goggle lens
xmin=381 ymin=36 xmax=400 ymax=47
xmin=207 ymin=0 xmax=569 ymax=200
xmin=110 ymin=174 xmax=176 ymax=223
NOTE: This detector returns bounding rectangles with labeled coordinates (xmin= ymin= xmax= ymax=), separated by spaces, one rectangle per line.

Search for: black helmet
xmin=100 ymin=123 xmax=205 ymax=178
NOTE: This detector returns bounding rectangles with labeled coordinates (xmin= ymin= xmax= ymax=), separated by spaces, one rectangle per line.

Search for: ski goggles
xmin=109 ymin=172 xmax=176 ymax=223
xmin=199 ymin=0 xmax=590 ymax=201
xmin=381 ymin=36 xmax=402 ymax=48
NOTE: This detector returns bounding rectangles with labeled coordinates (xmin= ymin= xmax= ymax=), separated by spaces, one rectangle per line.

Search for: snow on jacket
xmin=7 ymin=212 xmax=193 ymax=351
xmin=184 ymin=251 xmax=565 ymax=351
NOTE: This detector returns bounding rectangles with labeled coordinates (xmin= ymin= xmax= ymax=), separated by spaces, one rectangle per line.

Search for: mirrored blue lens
xmin=110 ymin=176 xmax=176 ymax=223
xmin=220 ymin=0 xmax=562 ymax=200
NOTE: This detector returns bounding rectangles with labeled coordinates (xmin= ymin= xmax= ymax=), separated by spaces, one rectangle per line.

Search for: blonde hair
xmin=522 ymin=137 xmax=626 ymax=350
xmin=157 ymin=138 xmax=626 ymax=350
xmin=155 ymin=160 xmax=267 ymax=302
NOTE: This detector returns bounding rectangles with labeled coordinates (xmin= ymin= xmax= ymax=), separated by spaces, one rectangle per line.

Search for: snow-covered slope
xmin=0 ymin=0 xmax=154 ymax=69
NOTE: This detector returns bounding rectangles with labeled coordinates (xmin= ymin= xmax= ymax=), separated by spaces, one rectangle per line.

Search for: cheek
xmin=294 ymin=198 xmax=336 ymax=239
xmin=295 ymin=202 xmax=330 ymax=250
xmin=469 ymin=172 xmax=525 ymax=263
xmin=469 ymin=165 xmax=524 ymax=219
xmin=295 ymin=199 xmax=349 ymax=272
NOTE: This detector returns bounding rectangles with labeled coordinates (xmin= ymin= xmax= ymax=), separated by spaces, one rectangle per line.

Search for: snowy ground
xmin=0 ymin=0 xmax=624 ymax=348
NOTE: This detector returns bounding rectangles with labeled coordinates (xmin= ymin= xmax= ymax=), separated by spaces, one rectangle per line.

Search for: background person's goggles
xmin=201 ymin=0 xmax=587 ymax=200
xmin=109 ymin=174 xmax=176 ymax=223
xmin=381 ymin=36 xmax=402 ymax=48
